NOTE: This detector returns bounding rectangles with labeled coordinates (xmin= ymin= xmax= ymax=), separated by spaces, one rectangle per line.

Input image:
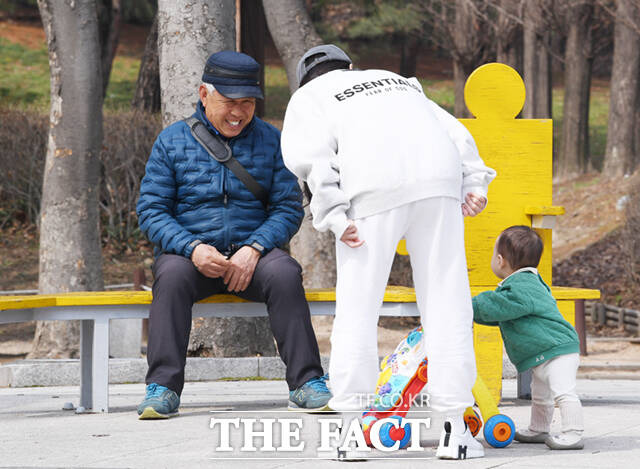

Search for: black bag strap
xmin=185 ymin=117 xmax=269 ymax=208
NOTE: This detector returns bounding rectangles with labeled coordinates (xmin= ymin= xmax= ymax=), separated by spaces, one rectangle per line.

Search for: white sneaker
xmin=436 ymin=419 xmax=485 ymax=460
xmin=515 ymin=429 xmax=549 ymax=443
xmin=545 ymin=431 xmax=584 ymax=450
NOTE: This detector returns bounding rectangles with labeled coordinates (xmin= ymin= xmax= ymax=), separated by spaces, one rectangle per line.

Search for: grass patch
xmin=0 ymin=37 xmax=140 ymax=111
xmin=419 ymin=78 xmax=455 ymax=114
xmin=264 ymin=65 xmax=290 ymax=121
xmin=0 ymin=37 xmax=49 ymax=109
xmin=552 ymin=84 xmax=610 ymax=170
xmin=104 ymin=55 xmax=139 ymax=111
xmin=588 ymin=84 xmax=610 ymax=169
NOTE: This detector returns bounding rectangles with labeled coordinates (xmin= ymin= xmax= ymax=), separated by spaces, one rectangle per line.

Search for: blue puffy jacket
xmin=137 ymin=102 xmax=304 ymax=259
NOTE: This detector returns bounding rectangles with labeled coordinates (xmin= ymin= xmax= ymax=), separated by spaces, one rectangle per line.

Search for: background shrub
xmin=623 ymin=185 xmax=640 ymax=284
xmin=100 ymin=111 xmax=160 ymax=246
xmin=0 ymin=108 xmax=47 ymax=227
xmin=0 ymin=108 xmax=160 ymax=243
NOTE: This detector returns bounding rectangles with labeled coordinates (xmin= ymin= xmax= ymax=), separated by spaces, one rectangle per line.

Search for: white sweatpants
xmin=328 ymin=197 xmax=476 ymax=414
xmin=529 ymin=353 xmax=583 ymax=433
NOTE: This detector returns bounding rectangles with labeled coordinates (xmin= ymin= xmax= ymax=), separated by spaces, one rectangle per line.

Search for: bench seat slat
xmin=524 ymin=205 xmax=566 ymax=216
xmin=0 ymin=284 xmax=600 ymax=310
xmin=0 ymin=295 xmax=57 ymax=310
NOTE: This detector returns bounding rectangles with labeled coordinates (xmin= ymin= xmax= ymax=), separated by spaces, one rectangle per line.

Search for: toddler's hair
xmin=497 ymin=225 xmax=543 ymax=269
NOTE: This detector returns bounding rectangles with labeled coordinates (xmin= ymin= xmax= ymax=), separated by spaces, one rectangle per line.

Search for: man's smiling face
xmin=200 ymin=86 xmax=256 ymax=138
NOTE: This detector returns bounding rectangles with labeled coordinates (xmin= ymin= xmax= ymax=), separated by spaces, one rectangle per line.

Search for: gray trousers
xmin=145 ymin=249 xmax=324 ymax=395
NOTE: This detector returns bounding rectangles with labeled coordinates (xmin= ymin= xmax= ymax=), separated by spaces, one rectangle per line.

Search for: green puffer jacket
xmin=472 ymin=270 xmax=579 ymax=372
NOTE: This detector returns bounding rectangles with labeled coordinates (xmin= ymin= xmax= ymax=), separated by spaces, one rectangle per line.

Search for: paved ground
xmin=1 ymin=378 xmax=639 ymax=468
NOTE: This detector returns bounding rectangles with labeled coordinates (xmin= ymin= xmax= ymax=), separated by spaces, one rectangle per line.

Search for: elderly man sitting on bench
xmin=136 ymin=50 xmax=330 ymax=419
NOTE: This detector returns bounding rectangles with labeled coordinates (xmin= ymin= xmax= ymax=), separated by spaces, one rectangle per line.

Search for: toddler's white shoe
xmin=515 ymin=429 xmax=549 ymax=443
xmin=545 ymin=431 xmax=584 ymax=450
xmin=436 ymin=419 xmax=485 ymax=460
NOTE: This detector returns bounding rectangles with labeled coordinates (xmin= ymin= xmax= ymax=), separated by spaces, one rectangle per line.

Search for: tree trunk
xmin=635 ymin=77 xmax=640 ymax=159
xmin=290 ymin=206 xmax=337 ymax=290
xmin=558 ymin=1 xmax=593 ymax=179
xmin=239 ymin=0 xmax=266 ymax=117
xmin=453 ymin=60 xmax=473 ymax=117
xmin=496 ymin=0 xmax=524 ymax=74
xmin=262 ymin=0 xmax=322 ymax=93
xmin=31 ymin=0 xmax=105 ymax=358
xmin=131 ymin=14 xmax=160 ymax=113
xmin=523 ymin=3 xmax=537 ymax=117
xmin=603 ymin=0 xmax=640 ymax=176
xmin=399 ymin=34 xmax=420 ymax=78
xmin=157 ymin=0 xmax=236 ymax=127
xmin=98 ymin=0 xmax=121 ymax=98
xmin=523 ymin=0 xmax=553 ymax=119
xmin=451 ymin=0 xmax=488 ymax=117
xmin=262 ymin=0 xmax=334 ymax=293
xmin=156 ymin=0 xmax=275 ymax=357
xmin=537 ymin=30 xmax=553 ymax=118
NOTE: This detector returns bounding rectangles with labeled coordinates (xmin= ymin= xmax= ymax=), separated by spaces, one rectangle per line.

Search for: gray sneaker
xmin=288 ymin=375 xmax=332 ymax=412
xmin=515 ymin=429 xmax=549 ymax=443
xmin=137 ymin=383 xmax=180 ymax=419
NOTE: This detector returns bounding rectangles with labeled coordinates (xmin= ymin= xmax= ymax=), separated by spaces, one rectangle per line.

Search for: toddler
xmin=473 ymin=225 xmax=583 ymax=450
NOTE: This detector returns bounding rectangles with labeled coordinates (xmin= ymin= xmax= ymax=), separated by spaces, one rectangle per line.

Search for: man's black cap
xmin=202 ymin=50 xmax=263 ymax=99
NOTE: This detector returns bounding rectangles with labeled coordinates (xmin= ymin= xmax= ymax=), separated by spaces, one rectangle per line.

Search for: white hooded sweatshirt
xmin=281 ymin=68 xmax=496 ymax=238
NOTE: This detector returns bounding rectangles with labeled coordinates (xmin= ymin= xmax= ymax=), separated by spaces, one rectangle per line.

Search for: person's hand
xmin=462 ymin=193 xmax=487 ymax=217
xmin=340 ymin=221 xmax=364 ymax=248
xmin=191 ymin=244 xmax=230 ymax=278
xmin=223 ymin=246 xmax=261 ymax=292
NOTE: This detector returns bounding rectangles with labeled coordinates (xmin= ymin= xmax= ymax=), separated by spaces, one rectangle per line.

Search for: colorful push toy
xmin=362 ymin=326 xmax=515 ymax=449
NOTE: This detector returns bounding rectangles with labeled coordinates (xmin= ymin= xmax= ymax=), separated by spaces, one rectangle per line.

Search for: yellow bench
xmin=0 ymin=284 xmax=598 ymax=412
xmin=0 ymin=63 xmax=598 ymax=412
xmin=0 ymin=287 xmax=427 ymax=413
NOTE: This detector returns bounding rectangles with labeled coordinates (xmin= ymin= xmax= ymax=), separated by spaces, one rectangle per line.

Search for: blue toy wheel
xmin=378 ymin=416 xmax=412 ymax=449
xmin=483 ymin=414 xmax=515 ymax=448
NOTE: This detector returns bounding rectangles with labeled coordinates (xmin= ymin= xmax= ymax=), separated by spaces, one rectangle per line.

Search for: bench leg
xmin=92 ymin=317 xmax=110 ymax=413
xmin=575 ymin=299 xmax=587 ymax=356
xmin=80 ymin=319 xmax=94 ymax=409
xmin=517 ymin=369 xmax=532 ymax=400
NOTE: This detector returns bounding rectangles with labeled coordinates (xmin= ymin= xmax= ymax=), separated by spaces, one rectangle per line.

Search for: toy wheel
xmin=483 ymin=414 xmax=515 ymax=448
xmin=464 ymin=409 xmax=482 ymax=437
xmin=378 ymin=416 xmax=412 ymax=449
xmin=417 ymin=364 xmax=428 ymax=383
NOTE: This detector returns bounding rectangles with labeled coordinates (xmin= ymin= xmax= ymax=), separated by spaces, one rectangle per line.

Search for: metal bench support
xmin=80 ymin=319 xmax=93 ymax=409
xmin=80 ymin=317 xmax=110 ymax=412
